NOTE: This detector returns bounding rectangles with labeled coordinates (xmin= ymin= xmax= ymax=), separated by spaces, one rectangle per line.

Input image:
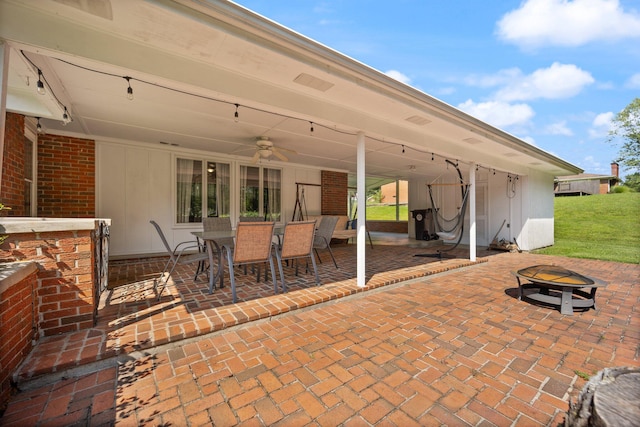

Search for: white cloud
xmin=588 ymin=111 xmax=614 ymax=138
xmin=463 ymin=68 xmax=521 ymax=88
xmin=385 ymin=70 xmax=412 ymax=85
xmin=580 ymin=155 xmax=604 ymax=173
xmin=545 ymin=120 xmax=574 ymax=136
xmin=496 ymin=0 xmax=640 ymax=48
xmin=458 ymin=99 xmax=535 ymax=129
xmin=495 ymin=63 xmax=594 ymax=101
xmin=626 ymin=73 xmax=640 ymax=88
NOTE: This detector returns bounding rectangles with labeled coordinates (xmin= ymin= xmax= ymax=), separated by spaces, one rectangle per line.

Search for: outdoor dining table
xmin=192 ymin=226 xmax=284 ymax=293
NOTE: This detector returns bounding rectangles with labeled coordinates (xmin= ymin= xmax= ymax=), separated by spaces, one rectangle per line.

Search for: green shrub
xmin=611 ymin=185 xmax=633 ymax=193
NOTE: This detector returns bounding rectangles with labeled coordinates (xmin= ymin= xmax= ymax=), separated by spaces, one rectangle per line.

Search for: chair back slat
xmin=314 ymin=216 xmax=339 ymax=248
xmin=150 ymin=220 xmax=174 ymax=258
xmin=233 ymin=222 xmax=275 ymax=263
xmin=281 ymin=220 xmax=316 ymax=259
xmin=203 ymin=217 xmax=234 ymax=247
xmin=239 ymin=216 xmax=265 ymax=222
xmin=203 ymin=217 xmax=232 ymax=232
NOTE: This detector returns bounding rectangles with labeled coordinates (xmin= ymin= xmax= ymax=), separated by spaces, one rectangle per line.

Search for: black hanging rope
xmin=416 ymin=159 xmax=470 ymax=259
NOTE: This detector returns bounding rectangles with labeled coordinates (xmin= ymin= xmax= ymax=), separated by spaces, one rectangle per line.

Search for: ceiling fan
xmin=251 ymin=136 xmax=296 ymax=163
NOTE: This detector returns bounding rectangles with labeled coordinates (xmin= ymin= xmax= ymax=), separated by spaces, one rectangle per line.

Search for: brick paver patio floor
xmin=1 ymin=239 xmax=638 ymax=426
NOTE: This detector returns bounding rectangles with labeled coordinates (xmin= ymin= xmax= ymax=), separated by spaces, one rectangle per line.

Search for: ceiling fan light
xmin=258 ymin=148 xmax=271 ymax=158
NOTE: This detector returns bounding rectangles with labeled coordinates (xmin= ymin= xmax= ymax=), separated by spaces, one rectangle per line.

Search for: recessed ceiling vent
xmin=405 ymin=115 xmax=431 ymax=126
xmin=53 ymin=0 xmax=113 ymax=20
xmin=293 ymin=73 xmax=334 ymax=92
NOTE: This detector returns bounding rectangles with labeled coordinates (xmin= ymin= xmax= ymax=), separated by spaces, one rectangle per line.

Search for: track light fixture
xmin=36 ymin=69 xmax=45 ymax=95
xmin=402 ymin=145 xmax=405 ymax=154
xmin=431 ymin=153 xmax=434 ymax=161
xmin=310 ymin=121 xmax=314 ymax=135
xmin=124 ymin=77 xmax=134 ymax=100
xmin=234 ymin=104 xmax=239 ymax=123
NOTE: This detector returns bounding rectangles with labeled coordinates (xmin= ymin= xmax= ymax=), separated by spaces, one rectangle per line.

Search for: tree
xmin=623 ymin=172 xmax=640 ymax=192
xmin=608 ymin=98 xmax=640 ymax=172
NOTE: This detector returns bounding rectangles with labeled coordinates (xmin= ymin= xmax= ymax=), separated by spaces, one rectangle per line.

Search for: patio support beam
xmin=469 ymin=163 xmax=476 ymax=261
xmin=356 ymin=131 xmax=366 ymax=287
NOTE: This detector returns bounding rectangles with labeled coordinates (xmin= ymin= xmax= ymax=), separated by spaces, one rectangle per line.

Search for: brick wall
xmin=0 ymin=231 xmax=95 ymax=336
xmin=366 ymin=220 xmax=408 ymax=233
xmin=37 ymin=134 xmax=95 ymax=217
xmin=0 ymin=263 xmax=38 ymax=409
xmin=1 ymin=113 xmax=26 ymax=216
xmin=321 ymin=170 xmax=347 ymax=215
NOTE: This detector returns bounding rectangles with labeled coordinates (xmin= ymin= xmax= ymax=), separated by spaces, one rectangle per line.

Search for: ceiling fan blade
xmin=272 ymin=148 xmax=289 ymax=162
xmin=276 ymin=146 xmax=297 ymax=155
xmin=251 ymin=151 xmax=260 ymax=164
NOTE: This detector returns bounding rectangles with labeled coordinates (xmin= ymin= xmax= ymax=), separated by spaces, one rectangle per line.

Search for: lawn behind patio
xmin=534 ymin=192 xmax=640 ymax=264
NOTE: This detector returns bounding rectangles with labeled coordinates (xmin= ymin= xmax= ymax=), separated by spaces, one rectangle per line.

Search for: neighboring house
xmin=0 ymin=0 xmax=582 ymax=263
xmin=555 ymin=163 xmax=620 ymax=196
xmin=380 ymin=180 xmax=409 ymax=206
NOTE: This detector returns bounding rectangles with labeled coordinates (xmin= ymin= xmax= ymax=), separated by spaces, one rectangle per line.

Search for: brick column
xmin=1 ymin=113 xmax=27 ymax=216
xmin=0 ymin=262 xmax=39 ymax=408
xmin=321 ymin=170 xmax=347 ymax=215
xmin=1 ymin=229 xmax=96 ymax=336
xmin=37 ymin=134 xmax=95 ymax=217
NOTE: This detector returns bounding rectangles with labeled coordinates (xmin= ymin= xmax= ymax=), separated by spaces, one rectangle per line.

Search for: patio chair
xmin=195 ymin=217 xmax=235 ymax=280
xmin=150 ymin=220 xmax=209 ymax=298
xmin=221 ymin=221 xmax=278 ymax=303
xmin=313 ymin=215 xmax=339 ymax=269
xmin=274 ymin=220 xmax=319 ymax=292
xmin=239 ymin=216 xmax=265 ymax=222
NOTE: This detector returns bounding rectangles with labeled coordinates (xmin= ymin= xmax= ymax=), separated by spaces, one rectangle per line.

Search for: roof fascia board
xmin=171 ymin=0 xmax=582 ymax=174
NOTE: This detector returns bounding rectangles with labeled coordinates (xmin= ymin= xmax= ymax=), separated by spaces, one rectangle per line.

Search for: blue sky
xmin=234 ymin=0 xmax=640 ymax=180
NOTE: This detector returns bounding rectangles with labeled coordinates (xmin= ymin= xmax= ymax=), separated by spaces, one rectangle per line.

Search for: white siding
xmin=519 ymin=171 xmax=555 ymax=250
xmin=97 ymin=141 xmax=327 ymax=257
xmin=97 ymin=143 xmax=174 ymax=256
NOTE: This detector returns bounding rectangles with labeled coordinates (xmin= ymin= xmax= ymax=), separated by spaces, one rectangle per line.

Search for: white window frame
xmin=238 ymin=163 xmax=283 ymax=223
xmin=24 ymin=117 xmax=38 ymax=216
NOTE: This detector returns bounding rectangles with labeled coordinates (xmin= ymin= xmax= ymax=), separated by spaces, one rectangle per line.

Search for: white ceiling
xmin=1 ymin=0 xmax=582 ymax=188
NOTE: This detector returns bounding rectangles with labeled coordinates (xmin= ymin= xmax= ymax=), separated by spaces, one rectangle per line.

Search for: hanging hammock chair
xmin=416 ymin=160 xmax=471 ymax=259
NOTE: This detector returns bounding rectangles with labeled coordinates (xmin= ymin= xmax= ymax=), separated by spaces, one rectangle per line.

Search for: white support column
xmin=469 ymin=164 xmax=476 ymax=261
xmin=356 ymin=131 xmax=366 ymax=287
xmin=0 ymin=42 xmax=9 ymax=190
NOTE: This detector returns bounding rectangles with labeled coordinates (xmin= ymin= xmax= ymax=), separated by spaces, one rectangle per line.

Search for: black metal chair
xmin=150 ymin=220 xmax=209 ymax=298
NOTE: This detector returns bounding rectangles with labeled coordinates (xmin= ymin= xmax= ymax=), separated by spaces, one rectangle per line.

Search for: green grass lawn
xmin=365 ymin=204 xmax=409 ymax=220
xmin=533 ymin=193 xmax=640 ymax=264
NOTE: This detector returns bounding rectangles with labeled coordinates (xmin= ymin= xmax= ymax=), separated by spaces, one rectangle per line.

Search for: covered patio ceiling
xmin=1 ymin=0 xmax=581 ymax=186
